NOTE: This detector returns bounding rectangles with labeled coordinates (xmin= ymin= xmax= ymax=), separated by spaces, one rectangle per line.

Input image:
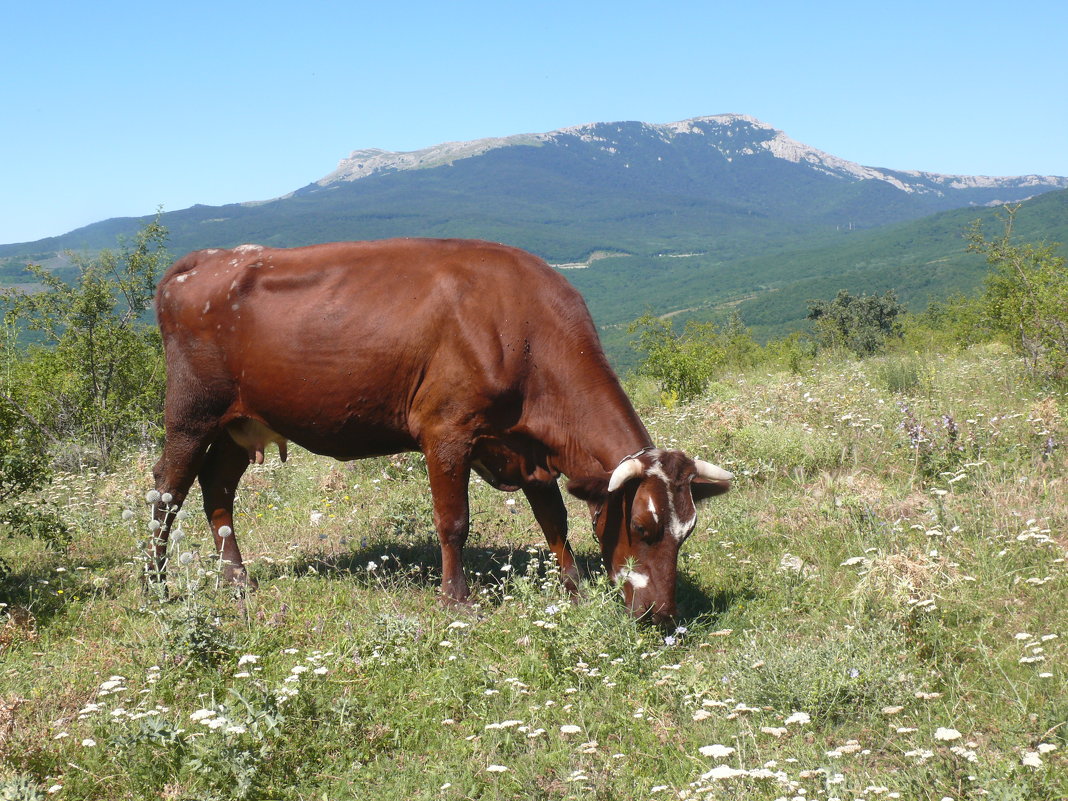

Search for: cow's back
xmin=156 ymin=238 xmax=604 ymax=458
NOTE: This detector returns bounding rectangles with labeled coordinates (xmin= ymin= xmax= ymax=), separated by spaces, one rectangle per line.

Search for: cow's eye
xmin=632 ymin=522 xmax=658 ymax=542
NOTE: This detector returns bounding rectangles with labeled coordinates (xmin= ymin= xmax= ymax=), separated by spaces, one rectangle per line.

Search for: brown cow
xmin=151 ymin=238 xmax=731 ymax=624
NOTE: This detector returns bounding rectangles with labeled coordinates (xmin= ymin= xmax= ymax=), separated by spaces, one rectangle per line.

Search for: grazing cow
xmin=151 ymin=238 xmax=731 ymax=624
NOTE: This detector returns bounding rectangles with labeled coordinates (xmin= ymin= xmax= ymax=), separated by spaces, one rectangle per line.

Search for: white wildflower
xmin=701 ymin=764 xmax=747 ymax=780
xmin=905 ymin=748 xmax=934 ymax=763
xmin=485 ymin=720 xmax=523 ymax=730
xmin=699 ymin=744 xmax=735 ymax=758
xmin=934 ymin=727 xmax=962 ymax=741
xmin=1021 ymin=751 xmax=1043 ymax=768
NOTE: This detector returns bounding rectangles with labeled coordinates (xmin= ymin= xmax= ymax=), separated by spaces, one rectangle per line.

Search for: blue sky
xmin=3 ymin=0 xmax=1066 ymax=244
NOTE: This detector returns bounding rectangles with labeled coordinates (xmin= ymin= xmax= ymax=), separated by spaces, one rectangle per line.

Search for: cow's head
xmin=568 ymin=448 xmax=731 ymax=626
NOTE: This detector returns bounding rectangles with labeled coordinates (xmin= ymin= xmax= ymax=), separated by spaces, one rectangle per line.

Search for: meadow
xmin=1 ymin=344 xmax=1065 ymax=800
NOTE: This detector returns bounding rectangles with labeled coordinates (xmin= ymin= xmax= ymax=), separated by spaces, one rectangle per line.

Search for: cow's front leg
xmin=523 ymin=481 xmax=581 ymax=596
xmin=425 ymin=452 xmax=472 ymax=604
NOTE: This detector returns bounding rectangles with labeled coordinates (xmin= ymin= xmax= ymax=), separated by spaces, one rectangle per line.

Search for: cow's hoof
xmin=223 ymin=565 xmax=258 ymax=592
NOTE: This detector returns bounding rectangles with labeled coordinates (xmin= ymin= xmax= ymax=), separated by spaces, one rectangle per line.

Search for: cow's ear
xmin=567 ymin=475 xmax=609 ymax=503
xmin=691 ymin=459 xmax=732 ymax=502
xmin=691 ymin=478 xmax=731 ymax=502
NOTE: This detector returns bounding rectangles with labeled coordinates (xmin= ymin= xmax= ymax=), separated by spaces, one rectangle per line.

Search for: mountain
xmin=318 ymin=114 xmax=1065 ymax=207
xmin=3 ymin=114 xmax=1066 ymax=364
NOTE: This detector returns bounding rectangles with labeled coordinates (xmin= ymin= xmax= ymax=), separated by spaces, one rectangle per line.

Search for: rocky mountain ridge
xmin=315 ymin=114 xmax=1068 ymax=201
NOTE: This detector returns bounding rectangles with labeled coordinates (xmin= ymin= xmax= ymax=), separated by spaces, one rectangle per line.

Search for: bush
xmin=807 ymin=289 xmax=905 ymax=357
xmin=0 ymin=371 xmax=68 ymax=552
xmin=967 ymin=206 xmax=1068 ymax=379
xmin=0 ymin=217 xmax=169 ymax=463
xmin=628 ymin=311 xmax=760 ymax=403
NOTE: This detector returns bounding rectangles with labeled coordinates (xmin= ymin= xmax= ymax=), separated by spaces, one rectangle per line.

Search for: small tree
xmin=1 ymin=216 xmax=169 ymax=464
xmin=968 ymin=206 xmax=1068 ymax=377
xmin=807 ymin=289 xmax=905 ymax=357
xmin=629 ymin=310 xmax=759 ymax=403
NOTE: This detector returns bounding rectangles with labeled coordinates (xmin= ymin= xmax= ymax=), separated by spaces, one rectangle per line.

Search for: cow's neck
xmin=533 ymin=366 xmax=653 ymax=480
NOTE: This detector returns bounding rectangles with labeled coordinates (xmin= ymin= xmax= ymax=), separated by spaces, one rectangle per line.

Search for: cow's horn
xmin=694 ymin=459 xmax=733 ymax=482
xmin=607 ymin=457 xmax=645 ymax=493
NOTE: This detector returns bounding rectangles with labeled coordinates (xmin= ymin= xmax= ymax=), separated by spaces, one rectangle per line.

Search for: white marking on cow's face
xmin=643 ymin=455 xmax=696 ymax=542
xmin=622 ymin=568 xmax=649 ymax=589
xmin=669 ymin=506 xmax=697 ymax=542
xmin=647 ymin=498 xmax=659 ymax=524
xmin=646 ymin=460 xmax=669 ymax=484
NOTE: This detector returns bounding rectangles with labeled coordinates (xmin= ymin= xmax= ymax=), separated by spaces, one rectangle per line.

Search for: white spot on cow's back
xmin=175 ymin=274 xmax=189 ymax=283
xmin=231 ymin=303 xmax=240 ymax=311
xmin=234 ymin=244 xmax=263 ymax=253
xmin=202 ymin=301 xmax=211 ymax=314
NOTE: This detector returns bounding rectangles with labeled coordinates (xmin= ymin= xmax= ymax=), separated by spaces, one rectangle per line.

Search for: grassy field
xmin=1 ymin=345 xmax=1066 ymax=800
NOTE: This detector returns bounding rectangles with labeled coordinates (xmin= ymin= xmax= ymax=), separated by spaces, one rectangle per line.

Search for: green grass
xmin=2 ymin=346 xmax=1066 ymax=799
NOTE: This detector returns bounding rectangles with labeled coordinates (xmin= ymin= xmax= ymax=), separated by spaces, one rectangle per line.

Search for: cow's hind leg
xmin=150 ymin=426 xmax=216 ymax=584
xmin=523 ymin=481 xmax=581 ymax=596
xmin=198 ymin=433 xmax=254 ymax=587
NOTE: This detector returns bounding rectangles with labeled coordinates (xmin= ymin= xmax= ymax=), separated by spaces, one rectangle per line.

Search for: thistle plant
xmin=130 ymin=490 xmax=234 ymax=668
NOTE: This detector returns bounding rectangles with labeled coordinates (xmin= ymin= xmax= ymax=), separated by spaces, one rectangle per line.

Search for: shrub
xmin=628 ymin=311 xmax=760 ymax=403
xmin=967 ymin=206 xmax=1068 ymax=379
xmin=0 ymin=217 xmax=169 ymax=464
xmin=0 ymin=378 xmax=69 ymax=552
xmin=807 ymin=289 xmax=905 ymax=356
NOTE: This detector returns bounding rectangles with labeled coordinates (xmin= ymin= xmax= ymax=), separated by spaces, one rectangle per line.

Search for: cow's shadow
xmin=267 ymin=540 xmax=747 ymax=626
